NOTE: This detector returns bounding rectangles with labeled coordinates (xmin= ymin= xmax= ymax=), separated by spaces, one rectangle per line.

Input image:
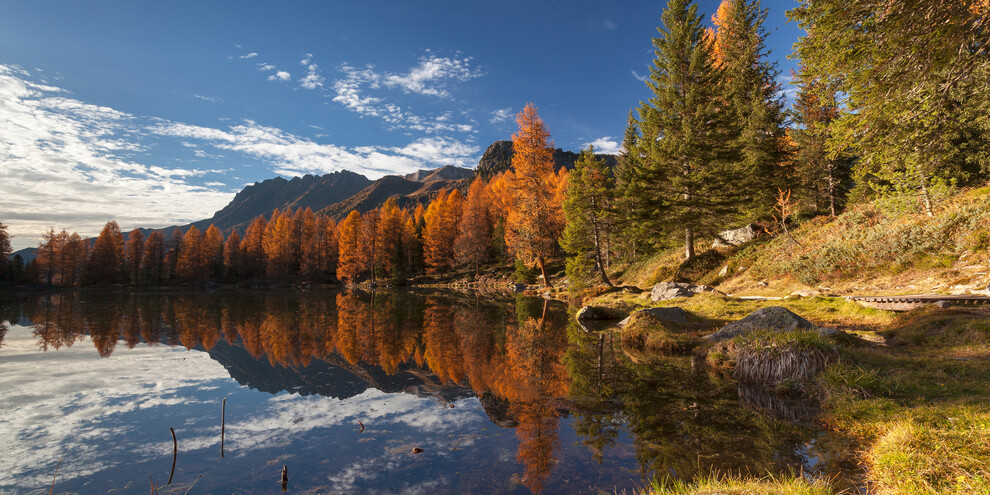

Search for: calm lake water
xmin=0 ymin=289 xmax=841 ymax=494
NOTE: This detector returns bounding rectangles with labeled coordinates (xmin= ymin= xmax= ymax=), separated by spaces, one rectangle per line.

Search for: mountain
xmin=187 ymin=170 xmax=373 ymax=233
xmin=476 ymin=140 xmax=619 ymax=179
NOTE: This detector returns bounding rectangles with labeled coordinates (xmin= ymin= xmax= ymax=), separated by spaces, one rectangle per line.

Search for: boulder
xmin=789 ymin=289 xmax=821 ymax=298
xmin=576 ymin=306 xmax=625 ymax=321
xmin=712 ymin=224 xmax=760 ymax=249
xmin=650 ymin=282 xmax=716 ymax=301
xmin=706 ymin=306 xmax=817 ymax=342
xmin=618 ymin=307 xmax=691 ymax=327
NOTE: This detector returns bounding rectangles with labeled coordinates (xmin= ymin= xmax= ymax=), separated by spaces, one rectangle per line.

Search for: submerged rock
xmin=650 ymin=282 xmax=716 ymax=301
xmin=706 ymin=306 xmax=817 ymax=342
xmin=576 ymin=305 xmax=625 ymax=321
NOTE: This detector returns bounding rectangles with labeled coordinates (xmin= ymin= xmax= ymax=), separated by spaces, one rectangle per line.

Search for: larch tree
xmin=124 ymin=229 xmax=144 ymax=284
xmin=336 ymin=210 xmax=365 ymax=283
xmin=712 ymin=0 xmax=789 ymax=219
xmin=140 ymin=230 xmax=165 ymax=284
xmin=203 ymin=225 xmax=224 ymax=280
xmin=176 ymin=226 xmax=204 ymax=281
xmin=298 ymin=208 xmax=321 ymax=280
xmin=634 ymin=0 xmax=741 ymax=261
xmin=264 ymin=209 xmax=299 ymax=279
xmin=454 ymin=177 xmax=493 ymax=276
xmin=376 ymin=199 xmax=409 ymax=282
xmin=0 ymin=222 xmax=11 ymax=280
xmin=38 ymin=227 xmax=60 ymax=285
xmin=86 ymin=221 xmax=125 ymax=284
xmin=63 ymin=232 xmax=86 ymax=287
xmin=562 ymin=146 xmax=616 ymax=289
xmin=163 ymin=227 xmax=183 ymax=281
xmin=240 ymin=216 xmax=268 ymax=278
xmin=222 ymin=230 xmax=241 ymax=279
xmin=360 ymin=209 xmax=380 ymax=284
xmin=424 ymin=189 xmax=464 ymax=275
xmin=506 ymin=103 xmax=565 ymax=286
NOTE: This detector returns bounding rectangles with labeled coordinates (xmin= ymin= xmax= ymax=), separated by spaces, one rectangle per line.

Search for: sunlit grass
xmin=642 ymin=473 xmax=834 ymax=495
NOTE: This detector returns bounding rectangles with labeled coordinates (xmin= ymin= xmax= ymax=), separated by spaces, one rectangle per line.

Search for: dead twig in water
xmin=167 ymin=427 xmax=177 ymax=485
xmin=182 ymin=474 xmax=203 ymax=495
xmin=221 ymin=397 xmax=226 ymax=458
xmin=358 ymin=420 xmax=364 ymax=433
xmin=49 ymin=455 xmax=62 ymax=495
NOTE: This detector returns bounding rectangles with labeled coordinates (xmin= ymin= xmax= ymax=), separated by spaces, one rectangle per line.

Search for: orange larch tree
xmin=264 ymin=209 xmax=299 ymax=279
xmin=86 ymin=221 xmax=125 ymax=285
xmin=506 ymin=103 xmax=565 ymax=287
xmin=140 ymin=230 xmax=165 ymax=284
xmin=336 ymin=210 xmax=365 ymax=283
xmin=454 ymin=176 xmax=493 ymax=276
xmin=222 ymin=230 xmax=241 ymax=279
xmin=203 ymin=224 xmax=224 ymax=280
xmin=124 ymin=229 xmax=144 ymax=284
xmin=240 ymin=215 xmax=268 ymax=278
xmin=424 ymin=189 xmax=464 ymax=274
xmin=176 ymin=226 xmax=204 ymax=281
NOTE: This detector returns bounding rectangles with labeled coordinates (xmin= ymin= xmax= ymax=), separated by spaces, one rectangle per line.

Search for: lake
xmin=0 ymin=289 xmax=840 ymax=494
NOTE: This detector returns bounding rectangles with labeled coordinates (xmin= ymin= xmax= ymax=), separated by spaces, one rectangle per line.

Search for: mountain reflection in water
xmin=0 ymin=290 xmax=836 ymax=493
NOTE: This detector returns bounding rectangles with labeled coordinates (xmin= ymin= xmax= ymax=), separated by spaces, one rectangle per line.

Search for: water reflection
xmin=0 ymin=290 xmax=832 ymax=493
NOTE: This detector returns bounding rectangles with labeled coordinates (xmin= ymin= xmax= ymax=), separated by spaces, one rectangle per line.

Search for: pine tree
xmin=789 ymin=0 xmax=990 ymax=215
xmin=790 ymin=68 xmax=853 ymax=217
xmin=562 ymin=146 xmax=616 ymax=289
xmin=635 ymin=0 xmax=741 ymax=261
xmin=712 ymin=0 xmax=789 ymax=219
xmin=506 ymin=103 xmax=565 ymax=286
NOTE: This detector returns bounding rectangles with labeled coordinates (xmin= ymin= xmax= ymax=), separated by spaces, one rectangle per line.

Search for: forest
xmin=0 ymin=0 xmax=986 ymax=293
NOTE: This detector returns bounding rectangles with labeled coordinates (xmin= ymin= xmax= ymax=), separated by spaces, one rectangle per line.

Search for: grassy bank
xmin=593 ymin=288 xmax=990 ymax=494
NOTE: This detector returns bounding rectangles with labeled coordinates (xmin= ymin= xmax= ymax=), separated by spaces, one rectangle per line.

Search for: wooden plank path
xmin=848 ymin=294 xmax=990 ymax=311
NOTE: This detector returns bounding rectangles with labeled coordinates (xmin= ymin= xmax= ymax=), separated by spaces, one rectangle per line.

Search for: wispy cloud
xmin=154 ymin=121 xmax=479 ymax=179
xmin=0 ymin=65 xmax=234 ymax=249
xmin=238 ymin=52 xmax=258 ymax=59
xmin=192 ymin=93 xmax=220 ymax=103
xmin=383 ymin=52 xmax=484 ymax=98
xmin=489 ymin=107 xmax=513 ymax=124
xmin=583 ymin=136 xmax=621 ymax=154
xmin=631 ymin=70 xmax=647 ymax=82
xmin=604 ymin=20 xmax=618 ymax=30
xmin=257 ymin=63 xmax=276 ymax=72
xmin=329 ymin=52 xmax=482 ymax=133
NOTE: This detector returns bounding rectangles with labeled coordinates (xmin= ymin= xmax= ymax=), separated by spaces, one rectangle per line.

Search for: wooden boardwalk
xmin=848 ymin=294 xmax=990 ymax=311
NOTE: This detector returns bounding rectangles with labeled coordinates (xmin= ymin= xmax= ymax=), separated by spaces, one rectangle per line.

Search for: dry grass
xmin=705 ymin=330 xmax=836 ymax=387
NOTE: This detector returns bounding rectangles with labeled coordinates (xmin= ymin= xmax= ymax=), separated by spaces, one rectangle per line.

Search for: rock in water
xmin=712 ymin=224 xmax=760 ymax=248
xmin=575 ymin=306 xmax=625 ymax=321
xmin=706 ymin=306 xmax=817 ymax=342
xmin=650 ymin=282 xmax=715 ymax=301
xmin=618 ymin=307 xmax=691 ymax=327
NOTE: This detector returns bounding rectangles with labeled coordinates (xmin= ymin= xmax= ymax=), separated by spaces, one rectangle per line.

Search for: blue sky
xmin=0 ymin=0 xmax=805 ymax=250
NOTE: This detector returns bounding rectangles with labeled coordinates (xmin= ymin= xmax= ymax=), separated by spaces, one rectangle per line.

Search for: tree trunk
xmin=538 ymin=255 xmax=552 ymax=288
xmin=919 ymin=174 xmax=935 ymax=217
xmin=684 ymin=227 xmax=695 ymax=261
xmin=827 ymin=163 xmax=837 ymax=218
xmin=592 ymin=221 xmax=614 ymax=288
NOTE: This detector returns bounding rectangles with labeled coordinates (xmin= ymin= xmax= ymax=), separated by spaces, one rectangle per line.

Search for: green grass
xmin=643 ymin=473 xmax=834 ymax=495
xmin=619 ymin=313 xmax=703 ymax=355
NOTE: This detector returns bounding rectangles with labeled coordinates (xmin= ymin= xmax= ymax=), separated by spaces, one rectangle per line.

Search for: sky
xmin=0 ymin=0 xmax=805 ymax=250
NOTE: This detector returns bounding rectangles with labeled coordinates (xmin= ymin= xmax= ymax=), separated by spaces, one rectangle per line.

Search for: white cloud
xmin=330 ymin=60 xmax=476 ymax=133
xmin=382 ymin=53 xmax=484 ymax=98
xmin=299 ymin=64 xmax=324 ymax=90
xmin=0 ymin=65 xmax=234 ymax=250
xmin=631 ymin=70 xmax=648 ymax=82
xmin=257 ymin=63 xmax=276 ymax=71
xmin=238 ymin=52 xmax=258 ymax=59
xmin=489 ymin=107 xmax=513 ymax=124
xmin=192 ymin=93 xmax=220 ymax=103
xmin=300 ymin=53 xmax=314 ymax=66
xmin=154 ymin=120 xmax=478 ymax=179
xmin=583 ymin=136 xmax=621 ymax=154
xmin=268 ymin=71 xmax=291 ymax=81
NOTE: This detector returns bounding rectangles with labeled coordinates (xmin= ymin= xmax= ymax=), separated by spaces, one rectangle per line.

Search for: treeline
xmin=2 ymin=0 xmax=986 ymax=289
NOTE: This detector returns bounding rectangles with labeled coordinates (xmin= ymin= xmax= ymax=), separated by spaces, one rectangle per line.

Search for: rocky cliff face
xmin=476 ymin=140 xmax=618 ymax=179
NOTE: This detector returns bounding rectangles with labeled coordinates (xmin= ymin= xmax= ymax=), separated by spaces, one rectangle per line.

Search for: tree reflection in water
xmin=8 ymin=290 xmax=827 ymax=494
